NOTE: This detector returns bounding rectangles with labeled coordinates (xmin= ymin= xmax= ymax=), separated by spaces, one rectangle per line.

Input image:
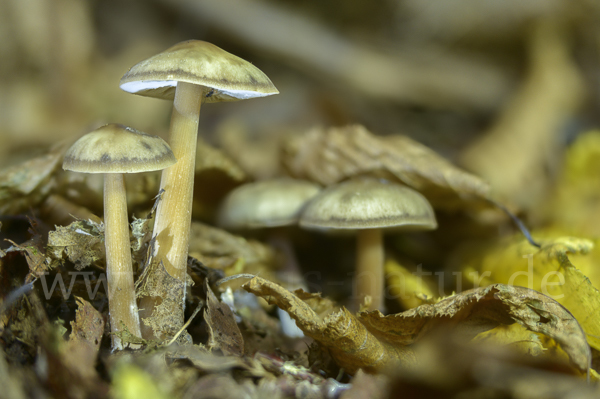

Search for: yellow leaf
xmin=464 ymin=235 xmax=600 ymax=352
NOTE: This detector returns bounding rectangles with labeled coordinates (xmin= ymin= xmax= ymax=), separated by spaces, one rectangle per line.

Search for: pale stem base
xmin=104 ymin=173 xmax=142 ymax=349
xmin=355 ymin=228 xmax=384 ymax=312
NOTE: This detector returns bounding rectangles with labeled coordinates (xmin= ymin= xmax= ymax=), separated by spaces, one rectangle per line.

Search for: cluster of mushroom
xmin=63 ymin=39 xmax=437 ymax=350
xmin=218 ymin=176 xmax=437 ymax=311
xmin=63 ymin=40 xmax=278 ymax=348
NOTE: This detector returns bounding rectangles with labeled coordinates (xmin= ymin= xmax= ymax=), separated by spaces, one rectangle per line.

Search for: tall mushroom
xmin=299 ymin=177 xmax=437 ymax=312
xmin=120 ymin=40 xmax=278 ymax=338
xmin=62 ymin=123 xmax=176 ymax=349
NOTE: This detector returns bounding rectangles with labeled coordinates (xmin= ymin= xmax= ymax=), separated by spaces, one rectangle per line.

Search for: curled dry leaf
xmin=240 ymin=276 xmax=590 ymax=374
xmin=205 ymin=282 xmax=244 ymax=356
xmin=282 ymin=125 xmax=491 ymax=211
xmin=463 ymin=235 xmax=600 ymax=353
xmin=359 ymin=284 xmax=591 ymax=373
xmin=241 ymin=276 xmax=415 ymax=374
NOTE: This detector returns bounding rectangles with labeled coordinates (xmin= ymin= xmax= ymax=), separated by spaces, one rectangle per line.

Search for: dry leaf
xmin=385 ymin=258 xmax=437 ymax=310
xmin=359 ymin=284 xmax=591 ymax=373
xmin=387 ymin=329 xmax=597 ymax=399
xmin=4 ymin=223 xmax=48 ymax=282
xmin=282 ymin=125 xmax=490 ymax=211
xmin=205 ymin=282 xmax=244 ymax=356
xmin=0 ymin=145 xmax=63 ymax=215
xmin=541 ymin=130 xmax=600 ymax=236
xmin=65 ymin=297 xmax=104 ymax=381
xmin=188 ymin=222 xmax=276 ymax=274
xmin=240 ymin=276 xmax=590 ymax=374
xmin=46 ymin=220 xmax=104 ymax=270
xmin=462 ymin=235 xmax=600 ymax=353
xmin=241 ymin=276 xmax=415 ymax=374
xmin=68 ymin=297 xmax=104 ymax=351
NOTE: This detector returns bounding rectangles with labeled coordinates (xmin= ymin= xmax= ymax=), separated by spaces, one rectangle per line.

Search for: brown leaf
xmin=0 ymin=145 xmax=64 ymax=215
xmin=241 ymin=276 xmax=414 ymax=374
xmin=68 ymin=297 xmax=104 ymax=352
xmin=282 ymin=125 xmax=491 ymax=210
xmin=359 ymin=284 xmax=591 ymax=373
xmin=5 ymin=237 xmax=47 ymax=283
xmin=205 ymin=282 xmax=244 ymax=357
xmin=188 ymin=222 xmax=276 ymax=273
xmin=65 ymin=297 xmax=104 ymax=381
xmin=241 ymin=277 xmax=591 ymax=375
xmin=46 ymin=220 xmax=105 ymax=270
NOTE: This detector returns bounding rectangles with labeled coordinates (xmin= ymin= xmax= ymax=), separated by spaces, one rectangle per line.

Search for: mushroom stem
xmin=104 ymin=173 xmax=142 ymax=349
xmin=141 ymin=81 xmax=204 ymax=339
xmin=355 ymin=228 xmax=384 ymax=311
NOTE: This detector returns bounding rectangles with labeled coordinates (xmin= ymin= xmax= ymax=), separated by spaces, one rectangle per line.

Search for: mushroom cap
xmin=218 ymin=178 xmax=321 ymax=229
xmin=300 ymin=177 xmax=437 ymax=231
xmin=119 ymin=40 xmax=279 ymax=103
xmin=63 ymin=124 xmax=176 ymax=174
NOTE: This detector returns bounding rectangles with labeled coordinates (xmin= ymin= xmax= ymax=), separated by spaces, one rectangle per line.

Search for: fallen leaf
xmin=385 ymin=258 xmax=437 ymax=310
xmin=541 ymin=130 xmax=600 ymax=236
xmin=204 ymin=282 xmax=244 ymax=357
xmin=282 ymin=125 xmax=491 ymax=211
xmin=359 ymin=284 xmax=591 ymax=373
xmin=241 ymin=275 xmax=415 ymax=374
xmin=68 ymin=296 xmax=104 ymax=352
xmin=4 ymin=221 xmax=48 ymax=282
xmin=462 ymin=235 xmax=600 ymax=354
xmin=240 ymin=276 xmax=590 ymax=374
xmin=65 ymin=297 xmax=104 ymax=381
xmin=46 ymin=220 xmax=105 ymax=270
xmin=188 ymin=222 xmax=277 ymax=275
xmin=0 ymin=145 xmax=63 ymax=215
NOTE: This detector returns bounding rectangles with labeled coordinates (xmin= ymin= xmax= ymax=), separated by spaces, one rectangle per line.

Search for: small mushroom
xmin=120 ymin=41 xmax=278 ymax=337
xmin=300 ymin=177 xmax=437 ymax=312
xmin=217 ymin=178 xmax=321 ymax=230
xmin=218 ymin=177 xmax=320 ymax=338
xmin=62 ymin=123 xmax=176 ymax=349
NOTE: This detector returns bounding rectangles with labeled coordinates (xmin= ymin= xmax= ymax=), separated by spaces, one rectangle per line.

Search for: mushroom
xmin=299 ymin=177 xmax=437 ymax=312
xmin=120 ymin=40 xmax=278 ymax=338
xmin=218 ymin=177 xmax=320 ymax=338
xmin=62 ymin=123 xmax=176 ymax=349
xmin=217 ymin=178 xmax=321 ymax=230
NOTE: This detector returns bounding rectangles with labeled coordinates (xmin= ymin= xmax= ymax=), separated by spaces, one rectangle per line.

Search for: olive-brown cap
xmin=300 ymin=177 xmax=437 ymax=231
xmin=119 ymin=40 xmax=279 ymax=103
xmin=63 ymin=124 xmax=176 ymax=174
xmin=218 ymin=178 xmax=321 ymax=229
